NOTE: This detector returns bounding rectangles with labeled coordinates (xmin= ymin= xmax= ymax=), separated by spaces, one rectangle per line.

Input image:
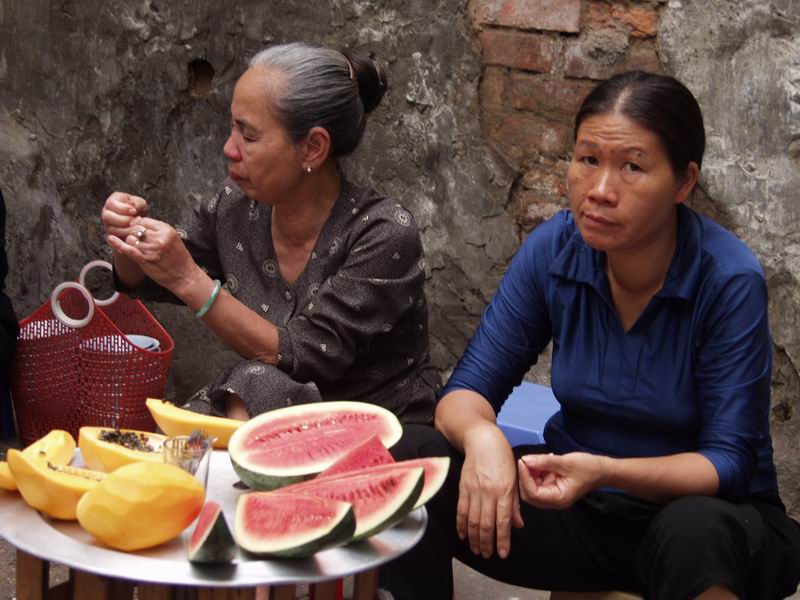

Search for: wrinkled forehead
xmin=233 ymin=67 xmax=288 ymax=113
xmin=575 ymin=111 xmax=664 ymax=151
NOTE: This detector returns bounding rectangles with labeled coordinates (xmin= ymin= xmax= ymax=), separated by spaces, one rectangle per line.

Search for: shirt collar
xmin=548 ymin=204 xmax=703 ymax=301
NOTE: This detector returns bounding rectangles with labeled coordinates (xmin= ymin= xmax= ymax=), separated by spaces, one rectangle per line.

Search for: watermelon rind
xmin=228 ymin=401 xmax=403 ymax=491
xmin=187 ymin=501 xmax=236 ymax=564
xmin=234 ymin=493 xmax=356 ymax=558
xmin=318 ymin=456 xmax=451 ymax=510
xmin=278 ymin=465 xmax=425 ymax=541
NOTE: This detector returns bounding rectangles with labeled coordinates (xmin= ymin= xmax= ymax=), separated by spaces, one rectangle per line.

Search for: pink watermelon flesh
xmin=316 ymin=456 xmax=450 ymax=509
xmin=188 ymin=501 xmax=236 ymax=563
xmin=235 ymin=493 xmax=355 ymax=557
xmin=243 ymin=412 xmax=394 ymax=468
xmin=277 ymin=464 xmax=424 ymax=540
xmin=319 ymin=434 xmax=395 ymax=478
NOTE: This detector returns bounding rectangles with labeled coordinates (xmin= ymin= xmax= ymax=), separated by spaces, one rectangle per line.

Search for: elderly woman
xmin=379 ymin=72 xmax=800 ymax=600
xmin=100 ymin=42 xmax=440 ymax=423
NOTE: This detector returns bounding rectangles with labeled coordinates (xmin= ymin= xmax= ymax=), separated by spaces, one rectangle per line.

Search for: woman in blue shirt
xmin=379 ymin=71 xmax=800 ymax=599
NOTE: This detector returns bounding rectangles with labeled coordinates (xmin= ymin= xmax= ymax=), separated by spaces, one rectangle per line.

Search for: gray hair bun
xmin=341 ymin=50 xmax=388 ymax=114
xmin=249 ymin=42 xmax=388 ymax=157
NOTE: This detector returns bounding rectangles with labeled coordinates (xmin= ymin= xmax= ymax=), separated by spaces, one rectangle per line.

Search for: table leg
xmin=138 ymin=583 xmax=177 ymax=599
xmin=47 ymin=581 xmax=71 ymax=600
xmin=309 ymin=579 xmax=339 ymax=600
xmin=198 ymin=588 xmax=256 ymax=599
xmin=16 ymin=550 xmax=48 ymax=600
xmin=269 ymin=585 xmax=296 ymax=600
xmin=352 ymin=569 xmax=378 ymax=600
xmin=71 ymin=569 xmax=134 ymax=599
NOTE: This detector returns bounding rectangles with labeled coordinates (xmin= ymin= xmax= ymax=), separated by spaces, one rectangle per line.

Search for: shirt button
xmin=284 ymin=291 xmax=292 ymax=301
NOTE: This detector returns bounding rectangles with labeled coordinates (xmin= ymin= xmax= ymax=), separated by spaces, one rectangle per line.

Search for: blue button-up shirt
xmin=444 ymin=205 xmax=777 ymax=500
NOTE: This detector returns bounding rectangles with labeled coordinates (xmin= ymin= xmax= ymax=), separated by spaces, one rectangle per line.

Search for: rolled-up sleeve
xmin=277 ymin=205 xmax=426 ymax=382
xmin=694 ymin=270 xmax=772 ymax=500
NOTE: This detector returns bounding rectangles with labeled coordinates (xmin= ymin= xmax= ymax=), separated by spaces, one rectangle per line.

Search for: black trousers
xmin=379 ymin=425 xmax=800 ymax=600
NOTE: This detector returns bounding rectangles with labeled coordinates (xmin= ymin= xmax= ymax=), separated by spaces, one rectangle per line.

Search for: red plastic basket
xmin=10 ymin=265 xmax=174 ymax=445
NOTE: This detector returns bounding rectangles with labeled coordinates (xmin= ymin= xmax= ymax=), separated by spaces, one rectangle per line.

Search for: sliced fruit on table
xmin=318 ymin=434 xmax=395 ymax=478
xmin=6 ymin=448 xmax=105 ymax=520
xmin=0 ymin=429 xmax=77 ymax=492
xmin=228 ymin=400 xmax=403 ymax=490
xmin=316 ymin=456 xmax=450 ymax=510
xmin=77 ymin=461 xmax=204 ymax=551
xmin=146 ymin=398 xmax=242 ymax=449
xmin=276 ymin=464 xmax=424 ymax=540
xmin=235 ymin=492 xmax=355 ymax=558
xmin=78 ymin=426 xmax=166 ymax=472
xmin=187 ymin=500 xmax=237 ymax=564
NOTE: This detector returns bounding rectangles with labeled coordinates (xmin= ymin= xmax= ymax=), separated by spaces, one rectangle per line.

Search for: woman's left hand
xmin=517 ymin=452 xmax=605 ymax=510
xmin=106 ymin=216 xmax=201 ymax=294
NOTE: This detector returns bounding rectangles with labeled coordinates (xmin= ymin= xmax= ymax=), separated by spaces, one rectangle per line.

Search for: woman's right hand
xmin=100 ymin=192 xmax=150 ymax=240
xmin=458 ymin=423 xmax=524 ymax=560
xmin=101 ymin=192 xmax=151 ymax=288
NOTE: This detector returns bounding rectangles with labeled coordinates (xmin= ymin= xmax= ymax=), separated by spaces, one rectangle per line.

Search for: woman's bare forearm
xmin=172 ymin=269 xmax=280 ymax=365
xmin=596 ymin=452 xmax=720 ymax=501
xmin=435 ymin=389 xmax=503 ymax=453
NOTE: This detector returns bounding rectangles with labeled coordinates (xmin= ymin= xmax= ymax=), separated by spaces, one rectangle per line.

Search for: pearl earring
xmin=305 ymin=165 xmax=312 ymax=173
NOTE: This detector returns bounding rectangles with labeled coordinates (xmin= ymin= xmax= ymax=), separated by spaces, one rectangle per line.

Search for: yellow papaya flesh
xmin=146 ymin=398 xmax=242 ymax=449
xmin=77 ymin=461 xmax=204 ymax=551
xmin=79 ymin=427 xmax=166 ymax=473
xmin=0 ymin=462 xmax=16 ymax=491
xmin=7 ymin=449 xmax=104 ymax=520
xmin=0 ymin=430 xmax=77 ymax=492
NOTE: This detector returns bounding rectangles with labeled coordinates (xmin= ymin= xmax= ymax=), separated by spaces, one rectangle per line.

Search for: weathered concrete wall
xmin=0 ymin=0 xmax=517 ymax=398
xmin=659 ymin=0 xmax=800 ymax=517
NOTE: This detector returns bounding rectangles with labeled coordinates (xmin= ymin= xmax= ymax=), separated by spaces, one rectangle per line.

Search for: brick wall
xmin=470 ymin=0 xmax=665 ymax=235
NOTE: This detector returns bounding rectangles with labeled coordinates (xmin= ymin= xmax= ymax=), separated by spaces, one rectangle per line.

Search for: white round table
xmin=0 ymin=450 xmax=427 ymax=598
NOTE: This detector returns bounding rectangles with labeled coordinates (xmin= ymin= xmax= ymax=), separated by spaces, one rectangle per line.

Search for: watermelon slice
xmin=317 ymin=457 xmax=450 ymax=510
xmin=228 ymin=401 xmax=402 ymax=490
xmin=187 ymin=501 xmax=236 ymax=564
xmin=277 ymin=465 xmax=424 ymax=540
xmin=234 ymin=493 xmax=355 ymax=557
xmin=318 ymin=434 xmax=395 ymax=478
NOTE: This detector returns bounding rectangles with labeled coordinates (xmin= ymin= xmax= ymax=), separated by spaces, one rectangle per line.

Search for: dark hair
xmin=250 ymin=42 xmax=388 ymax=158
xmin=574 ymin=71 xmax=705 ymax=174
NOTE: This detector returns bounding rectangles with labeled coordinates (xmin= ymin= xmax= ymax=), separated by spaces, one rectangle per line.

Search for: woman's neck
xmin=272 ymin=161 xmax=341 ymax=248
xmin=606 ymin=217 xmax=678 ymax=298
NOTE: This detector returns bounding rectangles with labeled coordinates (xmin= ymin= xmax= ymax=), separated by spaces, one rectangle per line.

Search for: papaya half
xmin=0 ymin=430 xmax=76 ymax=492
xmin=77 ymin=461 xmax=204 ymax=551
xmin=146 ymin=398 xmax=242 ymax=449
xmin=79 ymin=426 xmax=166 ymax=473
xmin=7 ymin=448 xmax=105 ymax=520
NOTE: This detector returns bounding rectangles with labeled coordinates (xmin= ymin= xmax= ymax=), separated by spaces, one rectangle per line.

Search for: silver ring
xmin=136 ymin=228 xmax=146 ymax=241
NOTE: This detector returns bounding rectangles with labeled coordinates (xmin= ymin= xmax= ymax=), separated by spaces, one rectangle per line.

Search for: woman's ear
xmin=301 ymin=126 xmax=332 ymax=170
xmin=675 ymin=161 xmax=699 ymax=205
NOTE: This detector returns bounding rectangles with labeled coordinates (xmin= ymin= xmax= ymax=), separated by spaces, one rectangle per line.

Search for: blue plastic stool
xmin=496 ymin=381 xmax=559 ymax=447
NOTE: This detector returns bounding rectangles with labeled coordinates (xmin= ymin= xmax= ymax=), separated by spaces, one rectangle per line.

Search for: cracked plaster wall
xmin=660 ymin=0 xmax=800 ymax=515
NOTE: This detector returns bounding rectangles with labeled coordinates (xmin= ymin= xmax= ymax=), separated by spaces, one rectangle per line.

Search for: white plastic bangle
xmin=78 ymin=260 xmax=119 ymax=307
xmin=51 ymin=281 xmax=95 ymax=329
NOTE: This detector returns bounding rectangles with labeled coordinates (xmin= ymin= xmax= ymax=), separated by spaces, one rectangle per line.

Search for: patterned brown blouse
xmin=129 ymin=176 xmax=440 ymax=425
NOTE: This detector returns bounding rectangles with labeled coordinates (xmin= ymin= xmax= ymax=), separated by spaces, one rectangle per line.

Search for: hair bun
xmin=342 ymin=50 xmax=388 ymax=114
